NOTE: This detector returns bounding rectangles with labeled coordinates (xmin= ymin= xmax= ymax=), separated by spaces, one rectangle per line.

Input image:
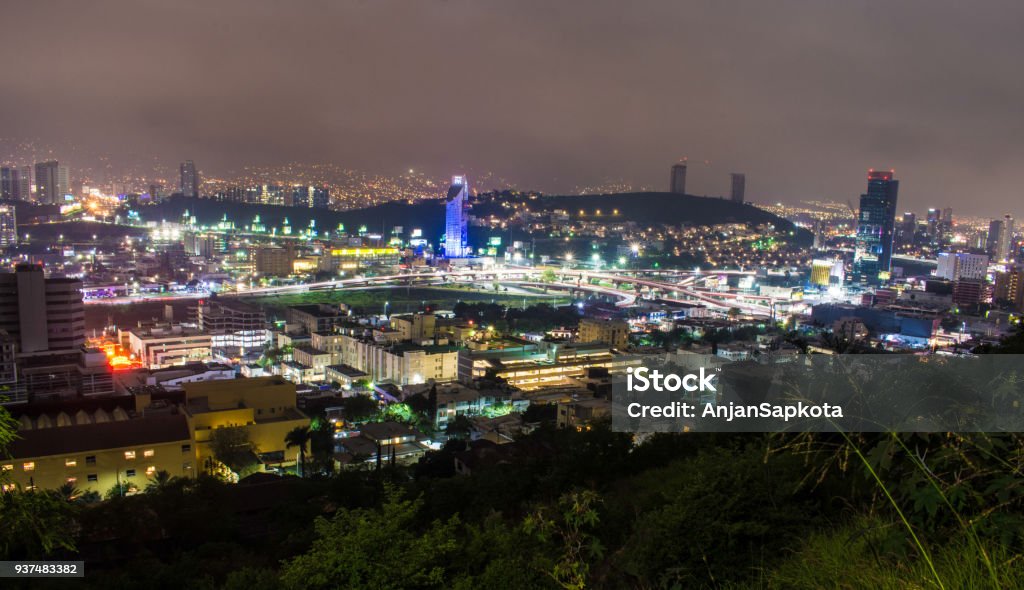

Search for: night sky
xmin=1 ymin=0 xmax=1022 ymax=215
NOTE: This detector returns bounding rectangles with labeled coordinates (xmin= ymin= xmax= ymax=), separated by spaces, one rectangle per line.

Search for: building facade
xmin=339 ymin=335 xmax=459 ymax=385
xmin=0 ymin=203 xmax=16 ymax=247
xmin=0 ymin=265 xmax=111 ymax=402
xmin=577 ymin=317 xmax=630 ymax=350
xmin=252 ymin=245 xmax=295 ymax=277
xmin=854 ymin=170 xmax=899 ymax=284
xmin=33 ymin=161 xmax=69 ymax=205
xmin=126 ymin=326 xmax=213 ymax=369
xmin=0 ymin=167 xmax=22 ymax=201
xmin=936 ymin=252 xmax=989 ymax=282
xmin=292 ymin=185 xmax=330 ymax=209
xmin=4 ymin=377 xmax=310 ymax=493
xmin=994 ymin=266 xmax=1024 ymax=312
xmin=197 ymin=300 xmax=268 ymax=354
xmin=4 ymin=413 xmax=194 ymax=494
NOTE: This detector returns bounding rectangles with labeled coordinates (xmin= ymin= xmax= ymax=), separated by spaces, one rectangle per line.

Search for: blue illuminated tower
xmin=444 ymin=175 xmax=470 ymax=258
xmin=854 ymin=169 xmax=899 ymax=284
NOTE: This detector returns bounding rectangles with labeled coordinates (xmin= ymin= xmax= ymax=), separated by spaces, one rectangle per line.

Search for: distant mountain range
xmin=136 ymin=192 xmax=808 ymax=245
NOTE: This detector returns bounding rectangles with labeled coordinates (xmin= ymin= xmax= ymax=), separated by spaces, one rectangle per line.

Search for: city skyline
xmin=1 ymin=1 xmax=1023 ymax=215
xmin=4 ymin=4 xmax=1024 ymax=587
xmin=1 ymin=151 xmax=1022 ymax=224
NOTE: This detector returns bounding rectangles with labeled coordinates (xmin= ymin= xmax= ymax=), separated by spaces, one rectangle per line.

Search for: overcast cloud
xmin=1 ymin=0 xmax=1022 ymax=215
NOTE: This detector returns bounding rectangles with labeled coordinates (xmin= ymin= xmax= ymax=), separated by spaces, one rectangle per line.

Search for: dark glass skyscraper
xmin=669 ymin=161 xmax=687 ymax=194
xmin=730 ymin=172 xmax=745 ymax=203
xmin=854 ymin=170 xmax=899 ymax=284
xmin=896 ymin=211 xmax=917 ymax=246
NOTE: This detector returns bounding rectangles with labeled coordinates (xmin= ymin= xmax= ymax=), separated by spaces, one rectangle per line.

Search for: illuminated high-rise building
xmin=896 ymin=211 xmax=917 ymax=246
xmin=0 ymin=264 xmax=111 ymax=401
xmin=247 ymin=184 xmax=284 ymax=206
xmin=994 ymin=265 xmax=1024 ymax=312
xmin=853 ymin=169 xmax=899 ymax=284
xmin=180 ymin=160 xmax=199 ymax=198
xmin=941 ymin=207 xmax=953 ymax=238
xmin=0 ymin=203 xmax=16 ymax=247
xmin=730 ymin=173 xmax=745 ymax=203
xmin=926 ymin=208 xmax=941 ymax=239
xmin=18 ymin=166 xmax=32 ymax=201
xmin=988 ymin=215 xmax=1015 ymax=262
xmin=1 ymin=167 xmax=22 ymax=200
xmin=444 ymin=175 xmax=470 ymax=258
xmin=34 ymin=161 xmax=69 ymax=205
xmin=147 ymin=182 xmax=165 ymax=201
xmin=812 ymin=220 xmax=825 ymax=250
xmin=292 ymin=185 xmax=330 ymax=209
xmin=987 ymin=219 xmax=1004 ymax=258
xmin=670 ymin=160 xmax=687 ymax=194
xmin=1000 ymin=214 xmax=1015 ymax=262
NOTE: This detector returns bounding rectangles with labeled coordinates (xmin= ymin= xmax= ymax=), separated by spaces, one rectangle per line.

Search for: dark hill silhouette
xmin=141 ymin=192 xmax=807 ymax=244
xmin=476 ymin=192 xmax=796 ymax=228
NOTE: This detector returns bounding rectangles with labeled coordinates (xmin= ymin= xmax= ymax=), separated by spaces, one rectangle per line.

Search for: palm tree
xmin=55 ymin=481 xmax=83 ymax=503
xmin=145 ymin=470 xmax=174 ymax=493
xmin=308 ymin=419 xmax=336 ymax=476
xmin=285 ymin=425 xmax=311 ymax=478
xmin=445 ymin=415 xmax=474 ymax=440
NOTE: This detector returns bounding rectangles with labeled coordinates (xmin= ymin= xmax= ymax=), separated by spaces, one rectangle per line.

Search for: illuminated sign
xmin=329 ymin=248 xmax=399 ymax=257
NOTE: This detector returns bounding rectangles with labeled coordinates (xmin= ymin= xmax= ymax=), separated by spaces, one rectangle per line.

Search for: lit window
xmin=124 ymin=451 xmax=136 ymax=460
xmin=143 ymin=449 xmax=155 ymax=458
xmin=66 ymin=477 xmax=77 ymax=484
xmin=65 ymin=458 xmax=77 ymax=467
xmin=1 ymin=483 xmax=15 ymax=492
xmin=1 ymin=464 xmax=12 ymax=472
xmin=145 ymin=466 xmax=156 ymax=475
xmin=23 ymin=462 xmax=35 ymax=471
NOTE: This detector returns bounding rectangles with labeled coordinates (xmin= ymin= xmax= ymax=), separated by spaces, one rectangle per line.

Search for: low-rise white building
xmin=126 ymin=325 xmax=213 ymax=369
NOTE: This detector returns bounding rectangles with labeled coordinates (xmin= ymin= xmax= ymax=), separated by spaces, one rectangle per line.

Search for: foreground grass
xmin=747 ymin=517 xmax=1024 ymax=590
